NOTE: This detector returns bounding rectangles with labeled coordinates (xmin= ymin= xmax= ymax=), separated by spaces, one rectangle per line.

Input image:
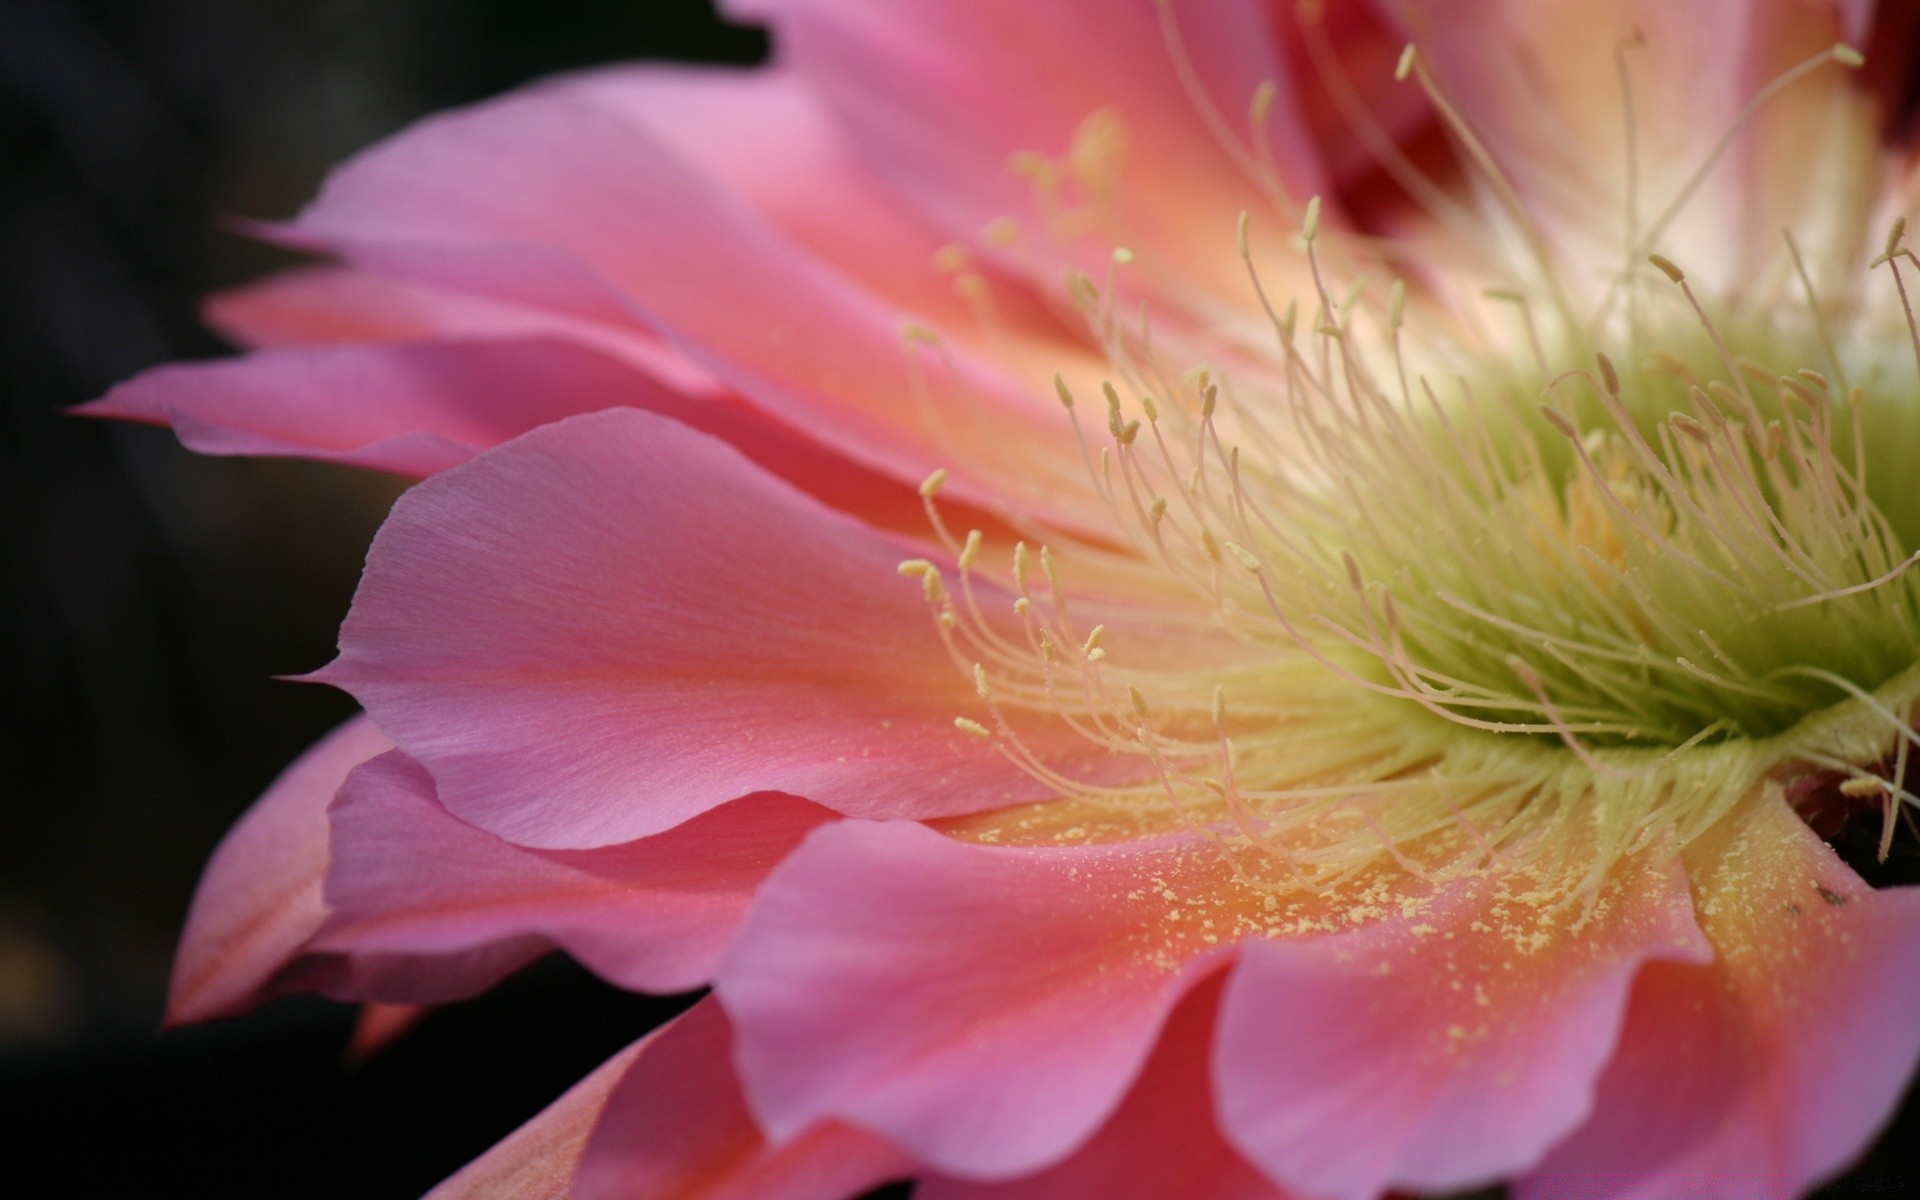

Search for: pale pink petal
xmin=318 ymin=407 xmax=1095 ymax=849
xmin=292 ymin=88 xmax=1093 ymax=523
xmin=574 ymin=998 xmax=908 ymax=1200
xmin=424 ymin=1035 xmax=650 ymax=1200
xmin=918 ymin=974 xmax=1288 ymax=1200
xmin=728 ymin=0 xmax=1325 ymax=311
xmin=166 ymin=714 xmax=392 ymax=1024
xmin=1214 ymin=855 xmax=1710 ymax=1200
xmin=1519 ymin=799 xmax=1920 ymax=1200
xmin=313 ymin=750 xmax=833 ymax=993
xmin=716 ymin=820 xmax=1241 ymax=1179
xmin=1386 ymin=0 xmax=1875 ymax=291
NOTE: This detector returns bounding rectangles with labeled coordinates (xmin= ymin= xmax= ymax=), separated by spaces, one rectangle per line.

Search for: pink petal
xmin=554 ymin=65 xmax=970 ymax=327
xmin=574 ymin=998 xmax=908 ymax=1200
xmin=918 ymin=973 xmax=1287 ymax=1200
xmin=166 ymin=715 xmax=392 ymax=1024
xmin=715 ymin=820 xmax=1239 ymax=1179
xmin=84 ymin=335 xmax=946 ymax=533
xmin=1519 ymin=799 xmax=1920 ymax=1200
xmin=425 ymin=1035 xmax=650 ymax=1200
xmin=1214 ymin=855 xmax=1710 ymax=1200
xmin=318 ymin=407 xmax=1090 ymax=849
xmin=292 ymin=87 xmax=1091 ymax=523
xmin=85 ymin=338 xmax=675 ymax=477
xmin=204 ymin=263 xmax=722 ymax=396
xmin=313 ymin=749 xmax=834 ymax=993
xmin=729 ymin=0 xmax=1325 ymax=311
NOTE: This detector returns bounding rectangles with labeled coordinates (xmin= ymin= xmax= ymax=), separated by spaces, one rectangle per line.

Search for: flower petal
xmin=292 ymin=88 xmax=1091 ymax=523
xmin=424 ymin=1035 xmax=650 ymax=1200
xmin=85 ymin=335 xmax=945 ymax=533
xmin=313 ymin=750 xmax=833 ymax=993
xmin=319 ymin=406 xmax=1086 ymax=849
xmin=715 ymin=820 xmax=1241 ymax=1179
xmin=85 ymin=338 xmax=679 ymax=478
xmin=573 ymin=998 xmax=908 ymax=1200
xmin=1214 ymin=854 xmax=1710 ymax=1200
xmin=203 ymin=263 xmax=723 ymax=395
xmin=729 ymin=0 xmax=1325 ymax=313
xmin=166 ymin=715 xmax=392 ymax=1024
xmin=1519 ymin=799 xmax=1920 ymax=1200
xmin=917 ymin=973 xmax=1286 ymax=1200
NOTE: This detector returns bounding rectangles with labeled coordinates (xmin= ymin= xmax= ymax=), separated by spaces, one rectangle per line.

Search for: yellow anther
xmin=1116 ymin=419 xmax=1142 ymax=446
xmin=1302 ymin=195 xmax=1323 ymax=242
xmin=922 ymin=570 xmax=948 ymax=604
xmin=920 ymin=469 xmax=949 ymax=498
xmin=1102 ymin=380 xmax=1124 ymax=412
xmin=973 ymin=663 xmax=992 ymax=700
xmin=982 ymin=216 xmax=1020 ymax=246
xmin=1886 ymin=216 xmax=1908 ymax=260
xmin=1342 ymin=551 xmax=1365 ymax=594
xmin=1082 ymin=625 xmax=1107 ymax=657
xmin=1648 ymin=253 xmax=1685 ymax=283
xmin=1832 ymin=42 xmax=1865 ymax=68
xmin=1113 ymin=246 xmax=1135 ymax=264
xmin=1141 ymin=394 xmax=1159 ymax=422
xmin=897 ymin=559 xmax=934 ymax=577
xmin=1670 ymin=413 xmax=1713 ymax=443
xmin=1054 ymin=373 xmax=1075 ymax=410
xmin=1211 ymin=685 xmax=1227 ymax=728
xmin=1200 ymin=528 xmax=1223 ymax=562
xmin=1128 ymin=685 xmax=1150 ymax=719
xmin=954 ymin=717 xmax=992 ymax=740
xmin=1224 ymin=540 xmax=1264 ymax=572
xmin=1394 ymin=43 xmax=1417 ymax=81
xmin=1251 ymin=80 xmax=1277 ymax=126
xmin=1237 ymin=210 xmax=1252 ymax=257
xmin=1280 ymin=298 xmax=1299 ymax=343
xmin=1201 ymin=384 xmax=1219 ymax=418
xmin=960 ymin=529 xmax=984 ymax=570
xmin=1840 ymin=776 xmax=1884 ymax=797
xmin=1013 ymin=596 xmax=1031 ymax=617
xmin=1539 ymin=406 xmax=1579 ymax=439
xmin=1149 ymin=496 xmax=1169 ymax=526
xmin=1596 ymin=352 xmax=1621 ymax=396
xmin=1012 ymin=541 xmax=1030 ymax=586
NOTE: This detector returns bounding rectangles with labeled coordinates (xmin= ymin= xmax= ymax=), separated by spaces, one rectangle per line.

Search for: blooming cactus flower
xmin=96 ymin=0 xmax=1920 ymax=1196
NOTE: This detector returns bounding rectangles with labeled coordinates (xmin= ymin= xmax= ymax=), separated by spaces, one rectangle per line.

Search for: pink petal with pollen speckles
xmin=166 ymin=714 xmax=391 ymax=1025
xmin=312 ymin=750 xmax=833 ymax=994
xmin=716 ymin=820 xmax=1241 ymax=1180
xmin=574 ymin=998 xmax=908 ymax=1200
xmin=1518 ymin=799 xmax=1920 ymax=1200
xmin=318 ymin=407 xmax=1103 ymax=849
xmin=1214 ymin=855 xmax=1710 ymax=1200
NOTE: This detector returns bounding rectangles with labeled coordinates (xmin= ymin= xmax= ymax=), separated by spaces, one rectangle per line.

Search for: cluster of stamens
xmin=897 ymin=15 xmax=1920 ymax=890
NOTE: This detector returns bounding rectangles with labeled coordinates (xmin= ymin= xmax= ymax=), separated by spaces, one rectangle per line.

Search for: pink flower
xmin=97 ymin=0 xmax=1920 ymax=1196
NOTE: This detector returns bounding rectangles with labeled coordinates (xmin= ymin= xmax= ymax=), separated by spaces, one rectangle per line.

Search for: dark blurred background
xmin=2 ymin=1 xmax=757 ymax=1195
xmin=0 ymin=1 xmax=1913 ymax=1196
